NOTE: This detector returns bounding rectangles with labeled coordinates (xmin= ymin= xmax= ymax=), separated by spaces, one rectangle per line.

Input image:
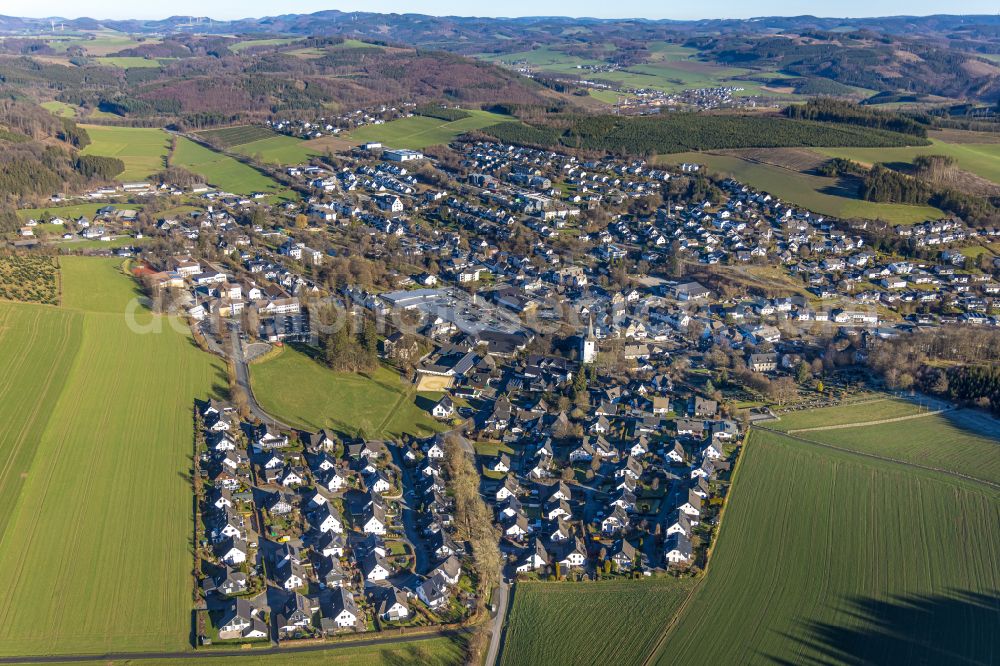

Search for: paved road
xmin=227 ymin=321 xmax=289 ymax=429
xmin=485 ymin=581 xmax=511 ymax=666
xmin=0 ymin=629 xmax=465 ymax=664
xmin=391 ymin=446 xmax=431 ymax=576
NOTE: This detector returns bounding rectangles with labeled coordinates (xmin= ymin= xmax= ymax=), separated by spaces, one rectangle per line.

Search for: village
xmin=15 ymin=129 xmax=1000 ymax=646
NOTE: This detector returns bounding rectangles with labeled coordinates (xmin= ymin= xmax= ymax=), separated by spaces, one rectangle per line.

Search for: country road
xmin=485 ymin=581 xmax=511 ymax=666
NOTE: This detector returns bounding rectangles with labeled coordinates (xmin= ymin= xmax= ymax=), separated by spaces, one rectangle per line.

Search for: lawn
xmin=501 ymin=578 xmax=696 ymax=666
xmin=660 ymin=151 xmax=944 ymax=224
xmin=172 ymin=136 xmax=283 ymax=195
xmin=816 ymin=139 xmax=1000 ymax=185
xmin=651 ymin=429 xmax=1000 ymax=666
xmin=250 ymin=346 xmax=445 ymax=439
xmin=344 ymin=110 xmax=512 ymax=150
xmin=0 ymin=256 xmax=225 ymax=656
xmin=79 ymin=124 xmax=171 ymax=181
xmin=772 ymin=397 xmax=926 ymax=431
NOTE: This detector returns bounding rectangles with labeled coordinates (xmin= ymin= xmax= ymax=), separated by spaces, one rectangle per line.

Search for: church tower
xmin=580 ymin=315 xmax=596 ymax=364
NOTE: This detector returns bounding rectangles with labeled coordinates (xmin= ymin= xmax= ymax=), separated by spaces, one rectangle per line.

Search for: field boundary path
xmin=486 ymin=580 xmax=512 ymax=666
xmin=0 ymin=628 xmax=463 ymax=663
xmin=786 ymin=408 xmax=948 ymax=434
xmin=756 ymin=425 xmax=1000 ymax=490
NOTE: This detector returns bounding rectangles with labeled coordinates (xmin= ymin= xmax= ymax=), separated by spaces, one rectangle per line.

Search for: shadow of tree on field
xmin=765 ymin=590 xmax=1000 ymax=666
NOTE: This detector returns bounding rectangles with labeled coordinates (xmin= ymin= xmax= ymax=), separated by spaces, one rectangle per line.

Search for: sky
xmin=4 ymin=1 xmax=999 ymax=21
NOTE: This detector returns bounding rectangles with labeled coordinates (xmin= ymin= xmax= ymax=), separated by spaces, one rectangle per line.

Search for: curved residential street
xmin=227 ymin=321 xmax=289 ymax=429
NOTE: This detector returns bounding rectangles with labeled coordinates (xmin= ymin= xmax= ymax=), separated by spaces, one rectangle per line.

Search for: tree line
xmin=784 ymin=98 xmax=928 ymax=138
xmin=482 ymin=113 xmax=929 ymax=156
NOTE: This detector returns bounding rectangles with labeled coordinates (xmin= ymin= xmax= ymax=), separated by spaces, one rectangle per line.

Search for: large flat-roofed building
xmin=383 ymin=149 xmax=424 ymax=162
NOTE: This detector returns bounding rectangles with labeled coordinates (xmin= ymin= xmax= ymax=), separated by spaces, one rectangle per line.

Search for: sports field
xmin=0 ymin=257 xmax=225 ymax=656
xmin=344 ymin=110 xmax=511 ymax=150
xmin=250 ymin=346 xmax=444 ymax=439
xmin=500 ymin=579 xmax=696 ymax=666
xmin=172 ymin=136 xmax=283 ymax=195
xmin=660 ymin=151 xmax=944 ymax=224
xmin=650 ymin=427 xmax=1000 ymax=665
xmin=79 ymin=125 xmax=171 ymax=181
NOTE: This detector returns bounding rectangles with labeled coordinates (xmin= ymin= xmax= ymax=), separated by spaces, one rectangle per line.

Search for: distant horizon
xmin=7 ymin=2 xmax=1000 ymax=23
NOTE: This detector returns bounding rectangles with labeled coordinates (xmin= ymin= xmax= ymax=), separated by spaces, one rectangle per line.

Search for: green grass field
xmin=79 ymin=125 xmax=170 ymax=181
xmin=229 ymin=38 xmax=297 ymax=53
xmin=817 ymin=139 xmax=1000 ymax=185
xmin=772 ymin=398 xmax=926 ymax=431
xmin=480 ymin=43 xmax=795 ymax=97
xmin=172 ymin=136 xmax=283 ymax=195
xmin=501 ymin=579 xmax=696 ymax=666
xmin=95 ymin=56 xmax=164 ymax=68
xmin=41 ymin=100 xmax=77 ymax=118
xmin=661 ymin=152 xmax=944 ymax=223
xmin=0 ymin=257 xmax=225 ymax=656
xmin=80 ymin=35 xmax=154 ymax=56
xmin=197 ymin=126 xmax=321 ymax=165
xmin=16 ymin=202 xmax=138 ymax=222
xmin=789 ymin=410 xmax=1000 ymax=485
xmin=195 ymin=125 xmax=277 ymax=147
xmin=344 ymin=110 xmax=511 ymax=150
xmin=44 ymin=636 xmax=463 ymax=664
xmin=250 ymin=346 xmax=444 ymax=439
xmin=232 ymin=135 xmax=321 ymax=165
xmin=651 ymin=428 xmax=1000 ymax=666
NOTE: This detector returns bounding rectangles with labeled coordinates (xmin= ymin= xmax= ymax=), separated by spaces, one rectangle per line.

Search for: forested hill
xmin=0 ymin=98 xmax=123 ymax=230
xmin=1 ymin=13 xmax=998 ymax=46
xmin=0 ymin=41 xmax=560 ymax=126
xmin=479 ymin=113 xmax=931 ymax=157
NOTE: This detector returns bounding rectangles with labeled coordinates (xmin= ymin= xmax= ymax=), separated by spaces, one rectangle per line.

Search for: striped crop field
xmin=0 ymin=257 xmax=225 ymax=656
xmin=500 ymin=578 xmax=696 ymax=666
xmin=790 ymin=409 xmax=1000 ymax=486
xmin=771 ymin=397 xmax=927 ymax=431
xmin=650 ymin=428 xmax=1000 ymax=665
